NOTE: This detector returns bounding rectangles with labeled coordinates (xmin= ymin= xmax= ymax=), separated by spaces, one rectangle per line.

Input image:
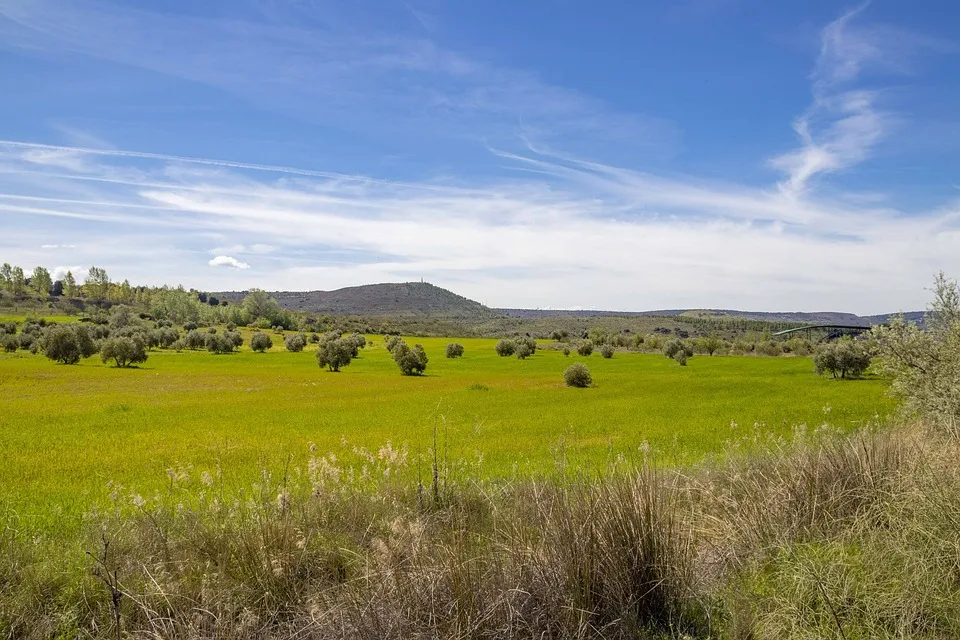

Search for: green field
xmin=0 ymin=335 xmax=893 ymax=533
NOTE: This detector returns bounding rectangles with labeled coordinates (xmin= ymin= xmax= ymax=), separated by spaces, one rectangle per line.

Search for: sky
xmin=0 ymin=0 xmax=958 ymax=313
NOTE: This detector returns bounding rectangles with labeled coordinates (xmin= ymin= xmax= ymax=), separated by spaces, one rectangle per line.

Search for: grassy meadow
xmin=0 ymin=331 xmax=892 ymax=534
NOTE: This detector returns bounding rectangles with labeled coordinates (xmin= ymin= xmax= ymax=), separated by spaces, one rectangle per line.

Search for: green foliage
xmin=100 ymin=337 xmax=148 ymax=368
xmin=872 ymin=273 xmax=960 ymax=431
xmin=316 ymin=337 xmax=354 ymax=372
xmin=600 ymin=344 xmax=615 ymax=359
xmin=445 ymin=343 xmax=464 ymax=358
xmin=284 ymin=333 xmax=307 ymax=353
xmin=42 ymin=325 xmax=97 ymax=364
xmin=495 ymin=339 xmax=516 ymax=357
xmin=30 ymin=267 xmax=52 ymax=297
xmin=385 ymin=335 xmax=404 ymax=352
xmin=663 ymin=340 xmax=693 ymax=360
xmin=576 ymin=340 xmax=594 ymax=356
xmin=813 ymin=339 xmax=872 ymax=379
xmin=674 ymin=351 xmax=688 ymax=366
xmin=562 ymin=346 xmax=571 ymax=357
xmin=250 ymin=332 xmax=273 ymax=353
xmin=393 ymin=342 xmax=429 ymax=375
xmin=2 ymin=335 xmax=18 ymax=353
xmin=205 ymin=333 xmax=236 ymax=354
xmin=697 ymin=335 xmax=723 ymax=356
xmin=756 ymin=341 xmax=782 ymax=357
xmin=588 ymin=327 xmax=609 ymax=345
xmin=564 ymin=362 xmax=592 ymax=387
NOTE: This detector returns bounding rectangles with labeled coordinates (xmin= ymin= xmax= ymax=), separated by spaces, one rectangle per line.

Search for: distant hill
xmin=216 ymin=282 xmax=924 ymax=326
xmin=216 ymin=282 xmax=495 ymax=318
xmin=496 ymin=307 xmax=926 ymax=326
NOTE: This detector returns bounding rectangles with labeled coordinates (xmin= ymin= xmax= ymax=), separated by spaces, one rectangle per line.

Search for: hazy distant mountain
xmin=216 ymin=282 xmax=495 ymax=318
xmin=216 ymin=282 xmax=924 ymax=324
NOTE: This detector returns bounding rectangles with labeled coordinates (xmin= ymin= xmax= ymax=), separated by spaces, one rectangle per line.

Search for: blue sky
xmin=1 ymin=0 xmax=958 ymax=313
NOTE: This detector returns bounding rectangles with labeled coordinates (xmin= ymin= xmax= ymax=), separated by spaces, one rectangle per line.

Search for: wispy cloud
xmin=1 ymin=138 xmax=958 ymax=313
xmin=209 ymin=256 xmax=251 ymax=270
xmin=770 ymin=3 xmax=951 ymax=198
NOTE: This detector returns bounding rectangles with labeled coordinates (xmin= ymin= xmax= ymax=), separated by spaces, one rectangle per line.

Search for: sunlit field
xmin=0 ymin=334 xmax=892 ymax=534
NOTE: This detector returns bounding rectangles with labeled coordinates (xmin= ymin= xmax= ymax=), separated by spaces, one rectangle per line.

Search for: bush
xmin=316 ymin=337 xmax=354 ymax=372
xmin=183 ymin=321 xmax=199 ymax=331
xmin=309 ymin=332 xmax=321 ymax=344
xmin=183 ymin=329 xmax=206 ymax=350
xmin=562 ymin=346 xmax=571 ymax=357
xmin=756 ymin=341 xmax=782 ymax=357
xmin=697 ymin=336 xmax=723 ymax=356
xmin=664 ymin=340 xmax=693 ymax=360
xmin=42 ymin=325 xmax=97 ymax=364
xmin=600 ymin=344 xmax=615 ymax=359
xmin=1 ymin=322 xmax=17 ymax=335
xmin=250 ymin=332 xmax=273 ymax=353
xmin=225 ymin=330 xmax=243 ymax=348
xmin=205 ymin=333 xmax=235 ymax=354
xmin=564 ymin=363 xmax=592 ymax=387
xmin=445 ymin=343 xmax=464 ymax=358
xmin=226 ymin=322 xmax=236 ymax=331
xmin=100 ymin=337 xmax=148 ymax=368
xmin=576 ymin=341 xmax=594 ymax=356
xmin=495 ymin=339 xmax=516 ymax=357
xmin=284 ymin=334 xmax=307 ymax=352
xmin=385 ymin=335 xmax=404 ymax=353
xmin=674 ymin=351 xmax=688 ymax=366
xmin=393 ymin=342 xmax=428 ymax=376
xmin=814 ymin=339 xmax=871 ymax=379
xmin=516 ymin=342 xmax=534 ymax=359
xmin=2 ymin=335 xmax=18 ymax=353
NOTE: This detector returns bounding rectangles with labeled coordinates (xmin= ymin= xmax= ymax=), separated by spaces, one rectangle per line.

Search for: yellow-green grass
xmin=0 ymin=336 xmax=893 ymax=534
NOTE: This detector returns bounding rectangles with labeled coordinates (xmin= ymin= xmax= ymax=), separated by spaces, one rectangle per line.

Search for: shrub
xmin=697 ymin=335 xmax=723 ymax=356
xmin=756 ymin=341 xmax=782 ymax=357
xmin=564 ymin=363 xmax=592 ymax=387
xmin=517 ymin=336 xmax=537 ymax=355
xmin=250 ymin=332 xmax=273 ymax=353
xmin=2 ymin=335 xmax=18 ymax=353
xmin=814 ymin=339 xmax=871 ymax=379
xmin=674 ymin=351 xmax=688 ymax=366
xmin=664 ymin=340 xmax=693 ymax=360
xmin=226 ymin=322 xmax=236 ymax=331
xmin=225 ymin=330 xmax=244 ymax=348
xmin=576 ymin=341 xmax=594 ymax=356
xmin=183 ymin=329 xmax=206 ymax=350
xmin=516 ymin=342 xmax=534 ymax=359
xmin=495 ymin=339 xmax=516 ymax=357
xmin=309 ymin=332 xmax=321 ymax=344
xmin=100 ymin=337 xmax=148 ymax=368
xmin=284 ymin=334 xmax=307 ymax=352
xmin=600 ymin=344 xmax=615 ymax=359
xmin=393 ymin=342 xmax=428 ymax=376
xmin=183 ymin=321 xmax=198 ymax=331
xmin=316 ymin=337 xmax=354 ymax=372
xmin=445 ymin=343 xmax=464 ymax=358
xmin=207 ymin=327 xmax=217 ymax=334
xmin=42 ymin=325 xmax=97 ymax=364
xmin=385 ymin=335 xmax=404 ymax=353
xmin=1 ymin=322 xmax=17 ymax=335
xmin=872 ymin=272 xmax=960 ymax=431
xmin=562 ymin=346 xmax=571 ymax=357
xmin=205 ymin=333 xmax=235 ymax=354
xmin=155 ymin=327 xmax=180 ymax=349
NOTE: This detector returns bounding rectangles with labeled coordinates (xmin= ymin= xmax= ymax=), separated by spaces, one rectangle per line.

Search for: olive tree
xmin=100 ymin=337 xmax=148 ymax=368
xmin=284 ymin=333 xmax=307 ymax=352
xmin=495 ymin=339 xmax=516 ymax=357
xmin=393 ymin=342 xmax=428 ymax=376
xmin=43 ymin=325 xmax=97 ymax=364
xmin=599 ymin=344 xmax=615 ymax=359
xmin=697 ymin=335 xmax=723 ymax=356
xmin=576 ymin=340 xmax=594 ymax=357
xmin=445 ymin=343 xmax=464 ymax=358
xmin=316 ymin=337 xmax=354 ymax=372
xmin=250 ymin=332 xmax=273 ymax=353
xmin=872 ymin=272 xmax=960 ymax=431
xmin=814 ymin=339 xmax=871 ymax=379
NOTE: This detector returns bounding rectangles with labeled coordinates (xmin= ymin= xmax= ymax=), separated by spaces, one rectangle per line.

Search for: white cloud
xmin=51 ymin=265 xmax=85 ymax=281
xmin=0 ymin=138 xmax=958 ymax=314
xmin=40 ymin=243 xmax=76 ymax=249
xmin=208 ymin=255 xmax=251 ymax=270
